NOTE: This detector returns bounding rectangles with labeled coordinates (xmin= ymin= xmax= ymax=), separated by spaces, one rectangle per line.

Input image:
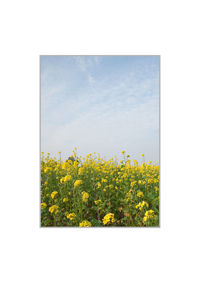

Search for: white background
xmin=0 ymin=1 xmax=200 ymax=282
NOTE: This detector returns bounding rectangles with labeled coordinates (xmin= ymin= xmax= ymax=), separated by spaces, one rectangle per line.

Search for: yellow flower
xmin=66 ymin=213 xmax=76 ymax=221
xmin=130 ymin=181 xmax=137 ymax=187
xmin=138 ymin=180 xmax=146 ymax=185
xmin=74 ymin=180 xmax=83 ymax=188
xmin=78 ymin=167 xmax=84 ymax=175
xmin=79 ymin=220 xmax=92 ymax=227
xmin=41 ymin=203 xmax=47 ymax=209
xmin=60 ymin=175 xmax=72 ymax=183
xmin=137 ymin=191 xmax=144 ymax=198
xmin=63 ymin=197 xmax=68 ymax=203
xmin=143 ymin=210 xmax=154 ymax=223
xmin=51 ymin=191 xmax=58 ymax=199
xmin=62 ymin=163 xmax=68 ymax=170
xmin=123 ymin=173 xmax=128 ymax=178
xmin=135 ymin=201 xmax=149 ymax=211
xmin=102 ymin=213 xmax=115 ymax=225
xmin=82 ymin=191 xmax=89 ymax=202
xmin=145 ymin=209 xmax=154 ymax=216
xmin=141 ymin=153 xmax=144 ymax=157
xmin=44 ymin=167 xmax=52 ymax=173
xmin=121 ymin=151 xmax=125 ymax=154
xmin=97 ymin=182 xmax=101 ymax=189
xmin=147 ymin=178 xmax=153 ymax=184
xmin=143 ymin=216 xmax=148 ymax=222
xmin=64 ymin=175 xmax=72 ymax=182
xmin=49 ymin=205 xmax=59 ymax=214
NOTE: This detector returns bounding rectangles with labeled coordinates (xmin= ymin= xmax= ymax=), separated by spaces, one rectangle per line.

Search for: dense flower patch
xmin=41 ymin=150 xmax=159 ymax=227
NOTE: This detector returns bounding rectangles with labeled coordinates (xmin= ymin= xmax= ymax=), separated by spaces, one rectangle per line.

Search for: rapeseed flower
xmin=79 ymin=220 xmax=92 ymax=227
xmin=41 ymin=203 xmax=47 ymax=209
xmin=74 ymin=180 xmax=83 ymax=188
xmin=103 ymin=213 xmax=115 ymax=225
xmin=137 ymin=191 xmax=144 ymax=198
xmin=82 ymin=191 xmax=89 ymax=202
xmin=49 ymin=205 xmax=59 ymax=214
xmin=143 ymin=210 xmax=154 ymax=223
xmin=51 ymin=191 xmax=58 ymax=199
xmin=62 ymin=163 xmax=68 ymax=170
xmin=66 ymin=213 xmax=76 ymax=221
xmin=135 ymin=201 xmax=149 ymax=211
xmin=130 ymin=181 xmax=137 ymax=187
xmin=138 ymin=180 xmax=146 ymax=185
xmin=78 ymin=167 xmax=84 ymax=175
xmin=147 ymin=178 xmax=154 ymax=184
xmin=97 ymin=182 xmax=101 ymax=188
xmin=60 ymin=175 xmax=72 ymax=183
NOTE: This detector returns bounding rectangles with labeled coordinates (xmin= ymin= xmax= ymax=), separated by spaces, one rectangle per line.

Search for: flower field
xmin=41 ymin=150 xmax=159 ymax=227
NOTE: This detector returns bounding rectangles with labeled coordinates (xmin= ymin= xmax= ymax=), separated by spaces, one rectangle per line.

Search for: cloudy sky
xmin=41 ymin=55 xmax=159 ymax=162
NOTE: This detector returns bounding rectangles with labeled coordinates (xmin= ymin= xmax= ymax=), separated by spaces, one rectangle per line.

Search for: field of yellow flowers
xmin=41 ymin=150 xmax=159 ymax=227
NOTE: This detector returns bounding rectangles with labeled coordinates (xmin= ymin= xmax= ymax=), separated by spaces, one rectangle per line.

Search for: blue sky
xmin=41 ymin=56 xmax=159 ymax=162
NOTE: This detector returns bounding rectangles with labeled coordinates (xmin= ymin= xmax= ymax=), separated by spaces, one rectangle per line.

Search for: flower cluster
xmin=41 ymin=203 xmax=47 ymax=209
xmin=49 ymin=205 xmax=59 ymax=214
xmin=74 ymin=180 xmax=83 ymax=188
xmin=102 ymin=213 xmax=115 ymax=225
xmin=81 ymin=191 xmax=89 ymax=202
xmin=137 ymin=191 xmax=144 ymax=198
xmin=66 ymin=213 xmax=76 ymax=221
xmin=60 ymin=175 xmax=72 ymax=183
xmin=143 ymin=210 xmax=155 ymax=223
xmin=51 ymin=191 xmax=58 ymax=199
xmin=135 ymin=201 xmax=149 ymax=211
xmin=79 ymin=220 xmax=92 ymax=227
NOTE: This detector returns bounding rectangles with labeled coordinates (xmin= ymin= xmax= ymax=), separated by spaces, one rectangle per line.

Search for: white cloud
xmin=73 ymin=56 xmax=101 ymax=72
xmin=88 ymin=74 xmax=96 ymax=85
